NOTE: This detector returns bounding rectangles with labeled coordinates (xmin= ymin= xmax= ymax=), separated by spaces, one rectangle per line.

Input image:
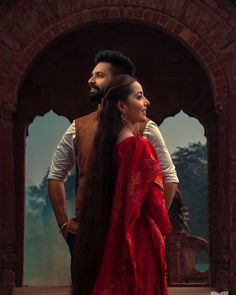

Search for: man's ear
xmin=116 ymin=100 xmax=126 ymax=113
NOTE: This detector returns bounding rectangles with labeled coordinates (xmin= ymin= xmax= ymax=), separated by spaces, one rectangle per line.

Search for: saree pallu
xmin=93 ymin=136 xmax=172 ymax=295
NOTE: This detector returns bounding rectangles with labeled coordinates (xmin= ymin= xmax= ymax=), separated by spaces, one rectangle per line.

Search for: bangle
xmin=59 ymin=222 xmax=67 ymax=233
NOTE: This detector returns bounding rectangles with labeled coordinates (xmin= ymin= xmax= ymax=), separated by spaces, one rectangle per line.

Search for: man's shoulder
xmin=143 ymin=119 xmax=163 ymax=138
xmin=75 ymin=110 xmax=99 ymax=124
xmin=144 ymin=119 xmax=159 ymax=130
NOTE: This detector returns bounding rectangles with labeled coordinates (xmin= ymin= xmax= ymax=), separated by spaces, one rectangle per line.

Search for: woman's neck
xmin=117 ymin=123 xmax=135 ymax=145
xmin=123 ymin=123 xmax=136 ymax=134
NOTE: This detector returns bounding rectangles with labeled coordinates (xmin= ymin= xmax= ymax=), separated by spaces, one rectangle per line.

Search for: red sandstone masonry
xmin=216 ymin=85 xmax=228 ymax=96
xmin=46 ymin=0 xmax=73 ymax=17
xmin=193 ymin=39 xmax=205 ymax=51
xmin=133 ymin=7 xmax=144 ymax=19
xmin=179 ymin=27 xmax=195 ymax=43
xmin=151 ymin=11 xmax=161 ymax=24
xmin=165 ymin=18 xmax=177 ymax=31
xmin=0 ymin=4 xmax=230 ymax=111
xmin=194 ymin=11 xmax=217 ymax=35
xmin=108 ymin=7 xmax=121 ymax=18
xmin=184 ymin=34 xmax=198 ymax=47
xmin=198 ymin=46 xmax=211 ymax=59
xmin=174 ymin=23 xmax=184 ymax=35
xmin=143 ymin=9 xmax=153 ymax=22
xmin=91 ymin=9 xmax=101 ymax=20
xmin=1 ymin=1 xmax=236 ymax=294
xmin=204 ymin=52 xmax=215 ymax=64
xmin=159 ymin=14 xmax=168 ymax=26
xmin=80 ymin=9 xmax=92 ymax=22
xmin=15 ymin=62 xmax=26 ymax=74
xmin=100 ymin=7 xmax=111 ymax=18
xmin=208 ymin=23 xmax=234 ymax=53
xmin=208 ymin=60 xmax=221 ymax=73
xmin=212 ymin=69 xmax=225 ymax=79
xmin=216 ymin=95 xmax=229 ymax=105
xmin=165 ymin=0 xmax=187 ymax=19
xmin=184 ymin=2 xmax=204 ymax=28
xmin=121 ymin=6 xmax=133 ymax=19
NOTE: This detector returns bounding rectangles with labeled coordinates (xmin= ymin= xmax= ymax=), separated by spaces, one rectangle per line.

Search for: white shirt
xmin=48 ymin=120 xmax=179 ymax=183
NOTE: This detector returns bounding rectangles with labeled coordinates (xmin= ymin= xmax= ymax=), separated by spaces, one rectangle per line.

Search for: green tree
xmin=172 ymin=142 xmax=208 ymax=239
xmin=25 ymin=170 xmax=76 ymax=285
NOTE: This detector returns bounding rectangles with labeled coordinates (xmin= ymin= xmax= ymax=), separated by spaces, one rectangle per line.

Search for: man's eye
xmin=96 ymin=73 xmax=104 ymax=78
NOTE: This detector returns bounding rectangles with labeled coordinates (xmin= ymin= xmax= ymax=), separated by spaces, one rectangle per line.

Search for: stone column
xmin=229 ymin=97 xmax=236 ymax=294
xmin=0 ymin=103 xmax=17 ymax=295
xmin=212 ymin=103 xmax=230 ymax=292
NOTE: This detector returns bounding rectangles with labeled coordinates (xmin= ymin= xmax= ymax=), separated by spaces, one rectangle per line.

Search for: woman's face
xmin=123 ymin=81 xmax=150 ymax=124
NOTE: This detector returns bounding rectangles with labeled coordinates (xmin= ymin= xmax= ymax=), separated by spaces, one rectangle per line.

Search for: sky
xmin=26 ymin=110 xmax=206 ymax=186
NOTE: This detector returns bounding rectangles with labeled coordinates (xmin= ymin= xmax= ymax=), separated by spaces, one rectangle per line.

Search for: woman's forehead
xmin=131 ymin=81 xmax=143 ymax=92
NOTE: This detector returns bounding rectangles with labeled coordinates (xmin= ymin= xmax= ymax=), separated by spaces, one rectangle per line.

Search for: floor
xmin=14 ymin=286 xmax=215 ymax=295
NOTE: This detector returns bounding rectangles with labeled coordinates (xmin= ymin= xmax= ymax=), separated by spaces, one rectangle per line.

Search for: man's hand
xmin=59 ymin=222 xmax=68 ymax=239
xmin=163 ymin=182 xmax=177 ymax=210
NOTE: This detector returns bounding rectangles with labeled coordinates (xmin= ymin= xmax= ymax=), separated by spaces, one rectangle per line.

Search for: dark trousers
xmin=66 ymin=232 xmax=77 ymax=282
xmin=66 ymin=232 xmax=77 ymax=257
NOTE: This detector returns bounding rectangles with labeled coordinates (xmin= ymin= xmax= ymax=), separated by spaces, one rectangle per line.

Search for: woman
xmin=72 ymin=75 xmax=172 ymax=295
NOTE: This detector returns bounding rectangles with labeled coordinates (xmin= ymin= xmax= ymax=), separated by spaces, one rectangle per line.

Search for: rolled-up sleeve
xmin=143 ymin=120 xmax=179 ymax=184
xmin=48 ymin=121 xmax=76 ymax=182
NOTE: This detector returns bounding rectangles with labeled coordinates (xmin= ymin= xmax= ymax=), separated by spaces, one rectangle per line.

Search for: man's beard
xmin=88 ymin=85 xmax=104 ymax=102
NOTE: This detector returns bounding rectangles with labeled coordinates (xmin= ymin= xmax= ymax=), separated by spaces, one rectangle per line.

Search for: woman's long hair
xmin=72 ymin=75 xmax=136 ymax=295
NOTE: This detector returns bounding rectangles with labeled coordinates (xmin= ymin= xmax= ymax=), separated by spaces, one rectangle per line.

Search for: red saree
xmin=92 ymin=136 xmax=172 ymax=295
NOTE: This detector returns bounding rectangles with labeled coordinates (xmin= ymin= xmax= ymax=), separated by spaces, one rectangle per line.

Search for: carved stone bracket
xmin=216 ymin=103 xmax=225 ymax=114
xmin=0 ymin=103 xmax=16 ymax=130
xmin=215 ymin=103 xmax=229 ymax=135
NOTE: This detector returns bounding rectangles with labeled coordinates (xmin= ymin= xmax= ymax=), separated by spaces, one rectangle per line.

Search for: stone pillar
xmin=212 ymin=103 xmax=230 ymax=292
xmin=229 ymin=97 xmax=236 ymax=295
xmin=0 ymin=103 xmax=17 ymax=295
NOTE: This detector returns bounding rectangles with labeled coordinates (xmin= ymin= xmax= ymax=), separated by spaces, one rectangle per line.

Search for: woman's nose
xmin=145 ymin=98 xmax=150 ymax=107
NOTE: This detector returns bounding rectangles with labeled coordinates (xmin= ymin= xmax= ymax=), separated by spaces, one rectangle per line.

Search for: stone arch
xmin=1 ymin=1 xmax=236 ymax=294
xmin=1 ymin=2 xmax=230 ymax=106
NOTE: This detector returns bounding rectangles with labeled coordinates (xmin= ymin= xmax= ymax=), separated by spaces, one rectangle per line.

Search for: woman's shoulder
xmin=117 ymin=136 xmax=154 ymax=153
xmin=116 ymin=136 xmax=160 ymax=172
xmin=117 ymin=135 xmax=146 ymax=145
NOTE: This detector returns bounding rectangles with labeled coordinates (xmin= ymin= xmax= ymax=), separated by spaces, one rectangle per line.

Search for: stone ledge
xmin=14 ymin=286 xmax=215 ymax=295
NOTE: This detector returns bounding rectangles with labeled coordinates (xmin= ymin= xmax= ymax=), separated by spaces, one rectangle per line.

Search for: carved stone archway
xmin=1 ymin=1 xmax=236 ymax=294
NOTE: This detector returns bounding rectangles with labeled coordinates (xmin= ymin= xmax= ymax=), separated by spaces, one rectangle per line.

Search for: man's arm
xmin=48 ymin=179 xmax=68 ymax=238
xmin=47 ymin=121 xmax=76 ymax=238
xmin=143 ymin=120 xmax=179 ymax=209
xmin=163 ymin=182 xmax=177 ymax=210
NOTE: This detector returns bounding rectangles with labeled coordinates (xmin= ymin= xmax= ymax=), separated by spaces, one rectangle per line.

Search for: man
xmin=48 ymin=50 xmax=179 ymax=254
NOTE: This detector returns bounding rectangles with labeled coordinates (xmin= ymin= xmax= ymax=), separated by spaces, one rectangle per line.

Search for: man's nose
xmin=88 ymin=76 xmax=95 ymax=84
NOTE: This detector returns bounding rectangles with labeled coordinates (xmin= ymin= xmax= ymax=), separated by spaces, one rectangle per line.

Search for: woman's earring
xmin=121 ymin=112 xmax=127 ymax=124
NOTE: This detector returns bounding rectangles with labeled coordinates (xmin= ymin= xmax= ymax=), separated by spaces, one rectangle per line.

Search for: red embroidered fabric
xmin=92 ymin=136 xmax=172 ymax=295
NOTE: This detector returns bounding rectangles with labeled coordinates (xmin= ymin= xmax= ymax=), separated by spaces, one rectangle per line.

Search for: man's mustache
xmin=88 ymin=84 xmax=100 ymax=92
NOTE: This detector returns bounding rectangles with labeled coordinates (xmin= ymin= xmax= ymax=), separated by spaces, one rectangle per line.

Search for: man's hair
xmin=94 ymin=50 xmax=136 ymax=77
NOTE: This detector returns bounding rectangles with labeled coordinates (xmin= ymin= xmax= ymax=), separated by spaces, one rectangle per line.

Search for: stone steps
xmin=14 ymin=286 xmax=215 ymax=295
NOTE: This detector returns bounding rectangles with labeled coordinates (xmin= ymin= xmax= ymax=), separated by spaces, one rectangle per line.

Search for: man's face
xmin=88 ymin=62 xmax=114 ymax=102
